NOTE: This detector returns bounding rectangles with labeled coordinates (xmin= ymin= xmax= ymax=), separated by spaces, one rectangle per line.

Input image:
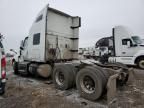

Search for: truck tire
xmin=137 ymin=59 xmax=144 ymax=69
xmin=13 ymin=62 xmax=19 ymax=74
xmin=0 ymin=90 xmax=5 ymax=95
xmin=92 ymin=65 xmax=110 ymax=81
xmin=76 ymin=66 xmax=103 ymax=100
xmin=0 ymin=83 xmax=5 ymax=95
xmin=86 ymin=66 xmax=107 ymax=89
xmin=53 ymin=64 xmax=75 ymax=90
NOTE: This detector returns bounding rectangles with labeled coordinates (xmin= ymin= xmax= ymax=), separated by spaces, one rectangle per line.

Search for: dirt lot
xmin=0 ymin=65 xmax=144 ymax=108
xmin=0 ymin=66 xmax=107 ymax=108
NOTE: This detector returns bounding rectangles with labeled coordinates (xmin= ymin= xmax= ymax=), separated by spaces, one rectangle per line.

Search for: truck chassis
xmin=13 ymin=60 xmax=132 ymax=104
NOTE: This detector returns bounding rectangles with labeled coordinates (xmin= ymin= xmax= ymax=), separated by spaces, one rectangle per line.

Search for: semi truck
xmin=95 ymin=26 xmax=144 ymax=69
xmin=12 ymin=5 xmax=131 ymax=102
xmin=80 ymin=47 xmax=99 ymax=59
xmin=81 ymin=26 xmax=144 ymax=69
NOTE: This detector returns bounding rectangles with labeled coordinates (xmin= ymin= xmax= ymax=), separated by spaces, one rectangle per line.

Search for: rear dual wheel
xmin=76 ymin=66 xmax=109 ymax=101
xmin=53 ymin=64 xmax=109 ymax=101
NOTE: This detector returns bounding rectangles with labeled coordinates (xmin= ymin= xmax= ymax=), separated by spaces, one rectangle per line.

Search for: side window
xmin=35 ymin=15 xmax=43 ymax=23
xmin=122 ymin=39 xmax=132 ymax=46
xmin=122 ymin=39 xmax=128 ymax=45
xmin=33 ymin=33 xmax=40 ymax=45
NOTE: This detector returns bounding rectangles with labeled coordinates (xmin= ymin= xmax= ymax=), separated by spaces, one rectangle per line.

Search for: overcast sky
xmin=0 ymin=0 xmax=144 ymax=52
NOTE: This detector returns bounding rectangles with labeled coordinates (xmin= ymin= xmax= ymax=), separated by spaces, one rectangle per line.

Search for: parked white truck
xmin=80 ymin=47 xmax=99 ymax=59
xmin=95 ymin=26 xmax=144 ymax=69
xmin=12 ymin=5 xmax=131 ymax=101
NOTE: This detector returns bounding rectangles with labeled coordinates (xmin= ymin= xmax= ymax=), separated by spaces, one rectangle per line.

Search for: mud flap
xmin=107 ymin=74 xmax=119 ymax=104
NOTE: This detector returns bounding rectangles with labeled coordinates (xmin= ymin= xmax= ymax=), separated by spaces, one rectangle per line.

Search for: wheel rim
xmin=139 ymin=60 xmax=144 ymax=69
xmin=80 ymin=75 xmax=95 ymax=94
xmin=55 ymin=71 xmax=65 ymax=86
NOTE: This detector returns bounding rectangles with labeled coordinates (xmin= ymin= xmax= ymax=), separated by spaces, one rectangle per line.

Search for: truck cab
xmin=13 ymin=5 xmax=81 ymax=77
xmin=96 ymin=26 xmax=144 ymax=69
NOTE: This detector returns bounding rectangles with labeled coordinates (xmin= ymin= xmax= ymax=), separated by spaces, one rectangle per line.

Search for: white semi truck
xmin=95 ymin=26 xmax=144 ymax=69
xmin=13 ymin=5 xmax=131 ymax=101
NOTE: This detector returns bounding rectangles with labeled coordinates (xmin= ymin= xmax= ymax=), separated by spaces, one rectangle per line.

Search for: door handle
xmin=122 ymin=52 xmax=126 ymax=54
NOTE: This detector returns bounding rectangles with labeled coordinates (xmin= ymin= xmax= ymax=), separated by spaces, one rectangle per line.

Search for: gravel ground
xmin=0 ymin=66 xmax=144 ymax=108
xmin=0 ymin=66 xmax=107 ymax=108
xmin=109 ymin=69 xmax=144 ymax=108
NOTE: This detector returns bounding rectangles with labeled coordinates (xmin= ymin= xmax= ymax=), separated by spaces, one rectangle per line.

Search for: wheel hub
xmin=55 ymin=72 xmax=65 ymax=86
xmin=80 ymin=75 xmax=95 ymax=94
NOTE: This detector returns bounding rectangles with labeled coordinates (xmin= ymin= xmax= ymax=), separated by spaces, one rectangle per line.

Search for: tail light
xmin=1 ymin=56 xmax=6 ymax=79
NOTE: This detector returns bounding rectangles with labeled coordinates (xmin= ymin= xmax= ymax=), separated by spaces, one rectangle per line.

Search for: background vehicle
xmin=99 ymin=26 xmax=144 ymax=69
xmin=95 ymin=26 xmax=144 ymax=69
xmin=0 ymin=34 xmax=6 ymax=95
xmin=13 ymin=5 xmax=130 ymax=102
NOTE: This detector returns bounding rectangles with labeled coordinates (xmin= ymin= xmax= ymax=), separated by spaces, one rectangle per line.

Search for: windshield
xmin=131 ymin=36 xmax=143 ymax=44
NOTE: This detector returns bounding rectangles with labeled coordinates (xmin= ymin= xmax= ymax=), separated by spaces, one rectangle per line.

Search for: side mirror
xmin=10 ymin=49 xmax=17 ymax=54
xmin=10 ymin=49 xmax=13 ymax=51
xmin=20 ymin=40 xmax=24 ymax=50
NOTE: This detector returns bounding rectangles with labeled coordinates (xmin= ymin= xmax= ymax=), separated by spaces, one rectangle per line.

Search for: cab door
xmin=121 ymin=38 xmax=136 ymax=56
